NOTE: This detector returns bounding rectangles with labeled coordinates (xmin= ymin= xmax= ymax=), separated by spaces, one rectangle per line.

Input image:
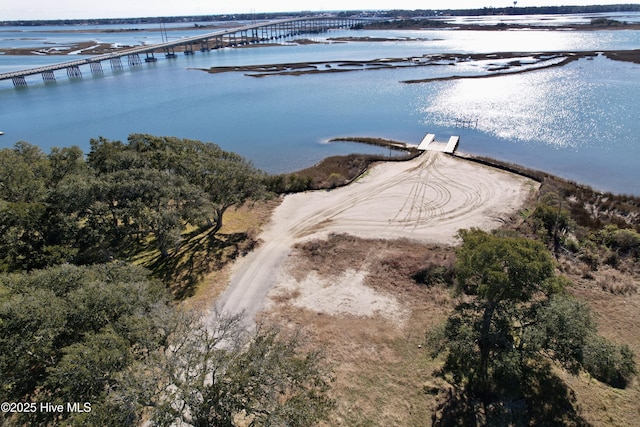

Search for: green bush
xmin=578 ymin=241 xmax=600 ymax=271
xmin=532 ymin=202 xmax=571 ymax=243
xmin=265 ymin=174 xmax=313 ymax=193
xmin=413 ymin=263 xmax=454 ymax=287
xmin=596 ymin=225 xmax=640 ymax=258
xmin=583 ymin=335 xmax=637 ymax=388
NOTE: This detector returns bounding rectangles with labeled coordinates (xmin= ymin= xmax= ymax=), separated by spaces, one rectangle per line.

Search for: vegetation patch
xmin=265 ymin=137 xmax=418 ymax=193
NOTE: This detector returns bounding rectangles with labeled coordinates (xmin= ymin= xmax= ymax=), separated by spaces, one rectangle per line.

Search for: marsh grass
xmin=266 ymin=142 xmax=419 ymax=193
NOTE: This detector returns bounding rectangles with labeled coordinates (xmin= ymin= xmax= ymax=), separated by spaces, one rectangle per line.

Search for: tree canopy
xmin=0 ymin=135 xmax=268 ymax=271
xmin=0 ymin=263 xmax=167 ymax=424
xmin=115 ymin=311 xmax=334 ymax=427
xmin=0 ymin=264 xmax=333 ymax=426
xmin=429 ymin=229 xmax=636 ymax=425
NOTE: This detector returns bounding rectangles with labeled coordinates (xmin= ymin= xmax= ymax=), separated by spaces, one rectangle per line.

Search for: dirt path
xmin=210 ymin=151 xmax=537 ymax=325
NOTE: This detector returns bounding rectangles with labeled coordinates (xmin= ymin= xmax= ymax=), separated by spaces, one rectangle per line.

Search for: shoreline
xmin=290 ymin=137 xmax=640 ymax=231
xmin=193 ymin=49 xmax=640 ymax=79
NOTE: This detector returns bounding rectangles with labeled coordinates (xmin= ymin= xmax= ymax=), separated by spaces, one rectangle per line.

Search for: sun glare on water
xmin=422 ymin=65 xmax=607 ymax=149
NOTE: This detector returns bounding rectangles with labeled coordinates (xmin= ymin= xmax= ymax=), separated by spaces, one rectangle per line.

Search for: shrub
xmin=413 ymin=264 xmax=454 ymax=287
xmin=326 ymin=172 xmax=344 ymax=188
xmin=532 ymin=201 xmax=571 ymax=243
xmin=264 ymin=174 xmax=313 ymax=194
xmin=603 ymin=250 xmax=619 ymax=268
xmin=578 ymin=242 xmax=600 ymax=271
xmin=565 ymin=236 xmax=580 ymax=253
xmin=583 ymin=335 xmax=637 ymax=388
xmin=613 ymin=228 xmax=640 ymax=257
xmin=596 ymin=225 xmax=640 ymax=258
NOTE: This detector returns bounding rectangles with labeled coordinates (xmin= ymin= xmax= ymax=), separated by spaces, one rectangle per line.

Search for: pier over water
xmin=0 ymin=16 xmax=373 ymax=88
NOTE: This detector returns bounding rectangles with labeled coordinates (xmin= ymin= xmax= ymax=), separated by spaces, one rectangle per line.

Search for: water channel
xmin=1 ymin=14 xmax=639 ymax=194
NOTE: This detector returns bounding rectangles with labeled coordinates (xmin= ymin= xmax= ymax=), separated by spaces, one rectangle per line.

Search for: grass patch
xmin=263 ymin=235 xmax=458 ymax=426
xmin=129 ymin=199 xmax=279 ymax=300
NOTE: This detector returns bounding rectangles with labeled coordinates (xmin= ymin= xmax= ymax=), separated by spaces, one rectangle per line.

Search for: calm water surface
xmin=1 ymin=16 xmax=639 ymax=194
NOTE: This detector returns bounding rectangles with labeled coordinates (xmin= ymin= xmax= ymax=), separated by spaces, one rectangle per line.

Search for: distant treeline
xmin=0 ymin=12 xmax=312 ymax=27
xmin=3 ymin=5 xmax=640 ymax=26
xmin=377 ymin=4 xmax=640 ymax=18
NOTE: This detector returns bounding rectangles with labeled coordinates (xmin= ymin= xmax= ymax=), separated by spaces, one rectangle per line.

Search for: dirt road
xmin=211 ymin=151 xmax=537 ymax=325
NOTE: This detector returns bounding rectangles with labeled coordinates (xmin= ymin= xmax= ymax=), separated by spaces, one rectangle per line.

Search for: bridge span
xmin=1 ymin=16 xmax=372 ymax=87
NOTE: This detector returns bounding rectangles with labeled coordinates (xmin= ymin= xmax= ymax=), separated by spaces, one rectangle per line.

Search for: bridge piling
xmin=12 ymin=76 xmax=27 ymax=87
xmin=42 ymin=70 xmax=56 ymax=83
xmin=110 ymin=57 xmax=124 ymax=70
xmin=66 ymin=66 xmax=82 ymax=79
xmin=127 ymin=54 xmax=142 ymax=67
xmin=144 ymin=52 xmax=157 ymax=62
xmin=89 ymin=61 xmax=103 ymax=74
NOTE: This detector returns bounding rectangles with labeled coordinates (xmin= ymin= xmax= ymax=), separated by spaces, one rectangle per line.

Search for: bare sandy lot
xmin=211 ymin=151 xmax=538 ymax=325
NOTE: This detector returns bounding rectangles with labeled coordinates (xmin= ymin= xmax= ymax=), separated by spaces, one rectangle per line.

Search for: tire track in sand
xmin=212 ymin=151 xmax=536 ymax=326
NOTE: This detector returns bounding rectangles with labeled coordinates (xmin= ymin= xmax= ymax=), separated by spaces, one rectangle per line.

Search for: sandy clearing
xmin=210 ymin=151 xmax=537 ymax=326
xmin=266 ymin=267 xmax=410 ymax=326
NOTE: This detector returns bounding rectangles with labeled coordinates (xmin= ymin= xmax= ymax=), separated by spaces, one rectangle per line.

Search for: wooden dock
xmin=417 ymin=133 xmax=459 ymax=154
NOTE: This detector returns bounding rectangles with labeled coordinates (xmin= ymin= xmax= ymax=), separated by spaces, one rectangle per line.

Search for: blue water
xmin=1 ymin=17 xmax=639 ymax=194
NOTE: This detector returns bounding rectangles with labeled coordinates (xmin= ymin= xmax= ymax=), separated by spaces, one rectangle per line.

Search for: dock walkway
xmin=417 ymin=133 xmax=459 ymax=154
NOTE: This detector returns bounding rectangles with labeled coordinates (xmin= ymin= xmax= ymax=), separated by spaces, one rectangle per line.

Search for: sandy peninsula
xmin=212 ymin=151 xmax=538 ymax=325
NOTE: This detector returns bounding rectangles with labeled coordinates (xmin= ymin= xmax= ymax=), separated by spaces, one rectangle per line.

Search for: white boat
xmin=0 ymin=131 xmax=4 ymax=135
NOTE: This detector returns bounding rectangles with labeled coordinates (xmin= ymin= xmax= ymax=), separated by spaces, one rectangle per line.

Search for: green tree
xmin=120 ymin=311 xmax=334 ymax=427
xmin=0 ymin=286 xmax=68 ymax=399
xmin=429 ymin=229 xmax=636 ymax=425
xmin=86 ymin=137 xmax=213 ymax=256
xmin=86 ymin=135 xmax=267 ymax=255
xmin=0 ymin=263 xmax=169 ymax=426
xmin=48 ymin=145 xmax=85 ymax=188
xmin=0 ymin=142 xmax=50 ymax=203
xmin=125 ymin=134 xmax=268 ymax=234
xmin=1 ymin=136 xmax=268 ymax=269
xmin=531 ymin=192 xmax=572 ymax=255
xmin=0 ymin=143 xmax=87 ymax=271
xmin=44 ymin=327 xmax=131 ymax=405
xmin=96 ymin=168 xmax=210 ymax=257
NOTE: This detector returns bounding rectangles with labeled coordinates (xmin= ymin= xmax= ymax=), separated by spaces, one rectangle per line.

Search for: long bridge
xmin=1 ymin=16 xmax=372 ymax=87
